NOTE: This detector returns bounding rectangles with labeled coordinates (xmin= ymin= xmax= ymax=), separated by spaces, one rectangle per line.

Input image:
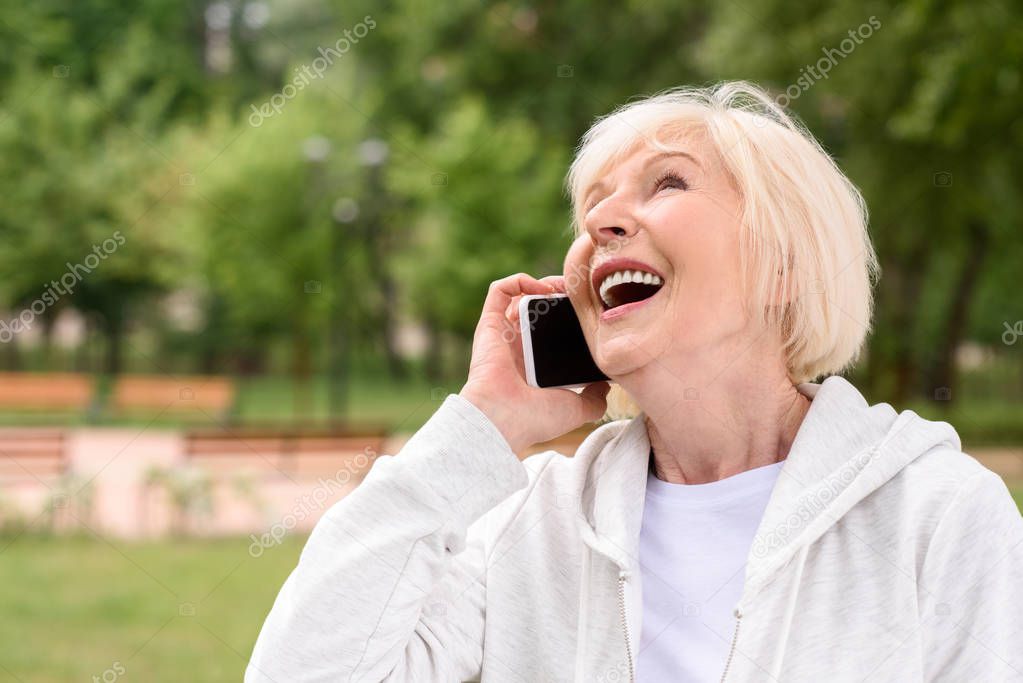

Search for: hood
xmin=572 ymin=375 xmax=963 ymax=591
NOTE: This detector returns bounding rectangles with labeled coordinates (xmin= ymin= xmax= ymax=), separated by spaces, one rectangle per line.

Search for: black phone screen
xmin=525 ymin=296 xmax=609 ymax=388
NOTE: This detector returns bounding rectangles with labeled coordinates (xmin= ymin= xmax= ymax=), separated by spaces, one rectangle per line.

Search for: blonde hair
xmin=566 ymin=81 xmax=879 ymax=420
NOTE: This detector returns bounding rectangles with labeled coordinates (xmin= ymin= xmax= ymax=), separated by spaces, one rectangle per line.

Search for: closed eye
xmin=654 ymin=170 xmax=689 ymax=193
xmin=585 ymin=169 xmax=688 ymax=213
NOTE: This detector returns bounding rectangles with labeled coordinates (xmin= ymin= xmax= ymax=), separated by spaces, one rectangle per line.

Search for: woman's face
xmin=563 ymin=134 xmax=753 ymax=379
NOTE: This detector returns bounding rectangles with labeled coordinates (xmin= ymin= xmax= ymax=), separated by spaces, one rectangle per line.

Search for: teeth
xmin=597 ymin=268 xmax=664 ymax=308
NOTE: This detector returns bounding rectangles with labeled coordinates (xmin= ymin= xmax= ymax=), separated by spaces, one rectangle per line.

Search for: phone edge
xmin=518 ymin=295 xmax=541 ymax=388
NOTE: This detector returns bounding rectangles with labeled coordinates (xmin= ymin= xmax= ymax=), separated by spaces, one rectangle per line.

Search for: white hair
xmin=566 ymin=81 xmax=880 ymax=419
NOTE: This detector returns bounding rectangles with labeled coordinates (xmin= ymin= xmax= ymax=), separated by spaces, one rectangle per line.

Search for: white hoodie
xmin=246 ymin=376 xmax=1023 ymax=682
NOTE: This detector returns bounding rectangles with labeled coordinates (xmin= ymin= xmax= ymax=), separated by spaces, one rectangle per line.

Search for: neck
xmin=623 ymin=343 xmax=812 ymax=485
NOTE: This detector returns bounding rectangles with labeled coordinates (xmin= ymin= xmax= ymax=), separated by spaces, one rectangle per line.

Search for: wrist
xmin=458 ymin=386 xmax=528 ymax=454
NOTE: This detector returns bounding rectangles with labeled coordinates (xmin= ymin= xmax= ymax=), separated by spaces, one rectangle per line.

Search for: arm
xmin=919 ymin=468 xmax=1023 ymax=681
xmin=245 ymin=395 xmax=529 ymax=682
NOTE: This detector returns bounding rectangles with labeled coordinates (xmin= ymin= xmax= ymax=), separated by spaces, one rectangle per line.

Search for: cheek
xmin=655 ymin=202 xmax=746 ymax=317
xmin=563 ymin=238 xmax=593 ymax=296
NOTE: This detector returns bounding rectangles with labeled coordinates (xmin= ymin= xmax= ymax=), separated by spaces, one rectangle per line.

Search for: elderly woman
xmin=247 ymin=82 xmax=1023 ymax=682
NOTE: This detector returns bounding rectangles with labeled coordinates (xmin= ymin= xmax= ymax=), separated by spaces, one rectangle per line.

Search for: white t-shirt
xmin=636 ymin=459 xmax=784 ymax=682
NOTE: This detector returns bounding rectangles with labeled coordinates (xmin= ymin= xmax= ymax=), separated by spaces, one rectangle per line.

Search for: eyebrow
xmin=582 ymin=150 xmax=701 ymax=206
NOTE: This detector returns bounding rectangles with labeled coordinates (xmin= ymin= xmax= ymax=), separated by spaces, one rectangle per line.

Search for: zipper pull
xmin=720 ymin=604 xmax=744 ymax=682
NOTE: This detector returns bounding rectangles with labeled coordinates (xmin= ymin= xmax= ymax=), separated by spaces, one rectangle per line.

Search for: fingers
xmin=485 ymin=273 xmax=556 ymax=316
xmin=490 ymin=274 xmax=563 ymax=324
xmin=539 ymin=275 xmax=566 ymax=293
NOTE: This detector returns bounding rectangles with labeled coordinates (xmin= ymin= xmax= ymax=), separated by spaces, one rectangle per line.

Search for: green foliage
xmin=389 ymin=97 xmax=570 ymax=338
xmin=700 ymin=0 xmax=1023 ymax=398
xmin=0 ymin=0 xmax=1020 ymax=403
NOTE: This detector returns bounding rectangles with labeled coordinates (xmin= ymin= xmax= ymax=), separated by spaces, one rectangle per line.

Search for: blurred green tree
xmin=700 ymin=0 xmax=1023 ymax=402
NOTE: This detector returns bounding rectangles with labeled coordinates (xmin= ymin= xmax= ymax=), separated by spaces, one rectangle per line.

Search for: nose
xmin=584 ymin=192 xmax=640 ymax=247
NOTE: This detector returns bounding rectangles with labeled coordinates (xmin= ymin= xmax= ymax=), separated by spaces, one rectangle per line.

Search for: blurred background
xmin=0 ymin=0 xmax=1021 ymax=680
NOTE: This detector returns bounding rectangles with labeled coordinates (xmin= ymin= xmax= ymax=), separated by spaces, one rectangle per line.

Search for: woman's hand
xmin=459 ymin=273 xmax=611 ymax=455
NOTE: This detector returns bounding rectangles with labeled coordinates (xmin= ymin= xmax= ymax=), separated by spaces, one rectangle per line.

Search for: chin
xmin=593 ymin=332 xmax=663 ymax=377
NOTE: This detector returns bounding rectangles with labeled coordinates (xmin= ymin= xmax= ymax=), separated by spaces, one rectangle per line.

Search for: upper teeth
xmin=598 ymin=269 xmax=663 ymax=307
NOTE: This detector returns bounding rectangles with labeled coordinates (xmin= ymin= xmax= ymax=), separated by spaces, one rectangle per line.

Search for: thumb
xmin=576 ymin=381 xmax=611 ymax=423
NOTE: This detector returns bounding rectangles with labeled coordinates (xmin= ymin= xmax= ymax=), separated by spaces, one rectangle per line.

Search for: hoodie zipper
xmin=719 ymin=606 xmax=743 ymax=682
xmin=616 ymin=570 xmax=744 ymax=683
xmin=617 ymin=570 xmax=635 ymax=683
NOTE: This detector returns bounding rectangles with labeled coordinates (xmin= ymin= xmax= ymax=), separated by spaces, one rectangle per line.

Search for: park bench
xmin=0 ymin=372 xmax=93 ymax=413
xmin=110 ymin=375 xmax=235 ymax=420
xmin=0 ymin=428 xmax=68 ymax=484
xmin=184 ymin=426 xmax=389 ymax=480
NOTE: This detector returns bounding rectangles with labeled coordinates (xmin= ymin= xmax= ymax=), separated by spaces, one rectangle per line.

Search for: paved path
xmin=4 ymin=431 xmax=1019 ymax=540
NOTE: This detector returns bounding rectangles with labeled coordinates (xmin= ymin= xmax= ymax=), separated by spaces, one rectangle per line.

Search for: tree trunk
xmin=925 ymin=220 xmax=991 ymax=405
xmin=423 ymin=316 xmax=444 ymax=383
xmin=889 ymin=239 xmax=932 ymax=404
xmin=364 ymin=220 xmax=406 ymax=380
xmin=291 ymin=321 xmax=313 ymax=420
xmin=102 ymin=305 xmax=125 ymax=376
xmin=40 ymin=313 xmax=56 ymax=368
xmin=1 ymin=332 xmax=20 ymax=370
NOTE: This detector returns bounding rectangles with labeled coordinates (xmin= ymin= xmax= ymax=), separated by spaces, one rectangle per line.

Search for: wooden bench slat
xmin=0 ymin=427 xmax=68 ymax=482
xmin=0 ymin=373 xmax=93 ymax=411
xmin=184 ymin=428 xmax=386 ymax=479
xmin=111 ymin=375 xmax=235 ymax=415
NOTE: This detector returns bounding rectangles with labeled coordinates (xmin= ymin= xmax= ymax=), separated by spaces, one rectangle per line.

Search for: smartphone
xmin=519 ymin=294 xmax=609 ymax=389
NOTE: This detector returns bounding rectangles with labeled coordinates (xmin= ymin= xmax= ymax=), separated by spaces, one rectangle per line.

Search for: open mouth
xmin=597 ymin=269 xmax=664 ymax=310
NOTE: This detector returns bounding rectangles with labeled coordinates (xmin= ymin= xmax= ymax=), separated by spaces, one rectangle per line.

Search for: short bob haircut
xmin=566 ymin=81 xmax=879 ymax=419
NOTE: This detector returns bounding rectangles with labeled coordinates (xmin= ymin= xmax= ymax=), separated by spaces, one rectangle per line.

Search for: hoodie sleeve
xmin=919 ymin=467 xmax=1023 ymax=681
xmin=245 ymin=394 xmax=530 ymax=682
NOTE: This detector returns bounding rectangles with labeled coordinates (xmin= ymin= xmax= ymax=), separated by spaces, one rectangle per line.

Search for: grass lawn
xmin=0 ymin=533 xmax=305 ymax=683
